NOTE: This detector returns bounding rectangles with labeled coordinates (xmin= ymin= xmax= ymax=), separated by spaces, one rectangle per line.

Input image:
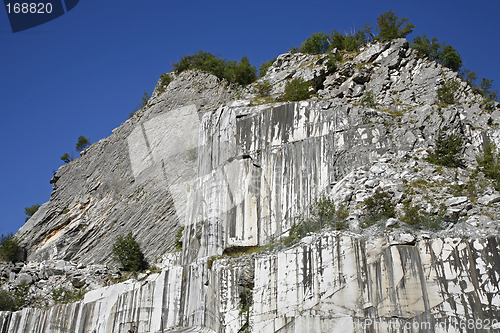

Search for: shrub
xmin=52 ymin=287 xmax=86 ymax=304
xmin=360 ymin=91 xmax=377 ymax=108
xmin=282 ymin=78 xmax=312 ymax=101
xmin=75 ymin=136 xmax=91 ymax=152
xmin=478 ymin=78 xmax=498 ymax=110
xmin=138 ymin=91 xmax=150 ymax=109
xmin=0 ymin=233 xmax=22 ymax=262
xmin=284 ymin=197 xmax=348 ymax=245
xmin=254 ymin=80 xmax=273 ymax=97
xmin=14 ymin=281 xmax=29 ymax=309
xmin=362 ymin=189 xmax=395 ymax=227
xmin=459 ymin=71 xmax=497 ymax=108
xmin=376 ymin=10 xmax=414 ymax=42
xmin=175 ymin=226 xmax=184 ymax=251
xmin=325 ymin=55 xmax=339 ymax=73
xmin=309 ymin=196 xmax=336 ymax=222
xmin=476 ymin=141 xmax=500 ymax=190
xmin=426 ymin=130 xmax=465 ymax=168
xmin=172 ymin=51 xmax=257 ymax=85
xmin=0 ymin=290 xmax=16 ymax=311
xmin=399 ymin=200 xmax=445 ymax=229
xmin=400 ymin=202 xmax=425 ymax=226
xmin=173 ymin=50 xmax=226 ymax=78
xmin=300 ymin=32 xmax=330 ymax=54
xmin=112 ymin=232 xmax=148 ymax=271
xmin=309 ymin=196 xmax=348 ymax=230
xmin=259 ymin=58 xmax=276 ymax=78
xmin=437 ymin=79 xmax=460 ymax=105
xmin=157 ymin=73 xmax=173 ymax=94
xmin=24 ymin=204 xmax=40 ymax=222
xmin=130 ymin=91 xmax=150 ymax=118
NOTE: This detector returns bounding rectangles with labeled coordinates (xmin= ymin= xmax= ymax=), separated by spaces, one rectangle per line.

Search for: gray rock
xmin=389 ymin=232 xmax=416 ymax=245
xmin=385 ymin=218 xmax=399 ymax=228
xmin=14 ymin=273 xmax=33 ymax=286
xmin=478 ymin=194 xmax=500 ymax=205
xmin=71 ymin=274 xmax=86 ymax=288
xmin=3 ymin=38 xmax=499 ymax=332
xmin=444 ymin=196 xmax=468 ymax=207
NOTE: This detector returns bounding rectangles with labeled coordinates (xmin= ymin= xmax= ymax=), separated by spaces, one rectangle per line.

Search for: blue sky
xmin=1 ymin=0 xmax=499 ymax=236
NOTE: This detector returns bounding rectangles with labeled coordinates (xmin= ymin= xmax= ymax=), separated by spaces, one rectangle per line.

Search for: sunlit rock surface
xmin=3 ymin=38 xmax=500 ymax=332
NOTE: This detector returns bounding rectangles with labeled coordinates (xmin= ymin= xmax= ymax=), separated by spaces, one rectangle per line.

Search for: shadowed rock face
xmin=6 ymin=39 xmax=500 ymax=332
xmin=16 ymin=71 xmax=234 ymax=265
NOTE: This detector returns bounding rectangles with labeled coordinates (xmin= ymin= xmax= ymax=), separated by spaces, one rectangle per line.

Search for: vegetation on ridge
xmin=172 ymin=50 xmax=257 ymax=85
xmin=60 ymin=136 xmax=92 ymax=164
xmin=293 ymin=10 xmax=496 ymax=101
xmin=24 ymin=203 xmax=40 ymax=222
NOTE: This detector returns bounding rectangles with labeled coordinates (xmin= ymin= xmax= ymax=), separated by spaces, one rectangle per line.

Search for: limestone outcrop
xmin=2 ymin=38 xmax=499 ymax=332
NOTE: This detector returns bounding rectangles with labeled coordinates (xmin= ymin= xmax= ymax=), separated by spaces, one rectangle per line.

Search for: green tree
xmin=376 ymin=10 xmax=414 ymax=41
xmin=438 ymin=45 xmax=462 ymax=72
xmin=478 ymin=78 xmax=498 ymax=101
xmin=0 ymin=233 xmax=22 ymax=262
xmin=175 ymin=226 xmax=184 ymax=250
xmin=224 ymin=56 xmax=257 ymax=85
xmin=282 ymin=78 xmax=312 ymax=101
xmin=360 ymin=91 xmax=377 ymax=108
xmin=460 ymin=69 xmax=478 ymax=86
xmin=75 ymin=136 xmax=91 ymax=152
xmin=60 ymin=153 xmax=73 ymax=164
xmin=24 ymin=204 xmax=40 ymax=222
xmin=411 ymin=34 xmax=441 ymax=60
xmin=412 ymin=35 xmax=462 ymax=72
xmin=300 ymin=32 xmax=330 ymax=54
xmin=330 ymin=25 xmax=372 ymax=52
xmin=112 ymin=232 xmax=148 ymax=271
xmin=426 ymin=130 xmax=465 ymax=168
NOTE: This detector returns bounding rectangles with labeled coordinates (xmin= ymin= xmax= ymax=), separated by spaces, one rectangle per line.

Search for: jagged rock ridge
xmin=1 ymin=38 xmax=499 ymax=332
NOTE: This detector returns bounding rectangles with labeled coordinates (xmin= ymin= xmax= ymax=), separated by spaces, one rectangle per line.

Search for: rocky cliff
xmin=1 ymin=38 xmax=499 ymax=332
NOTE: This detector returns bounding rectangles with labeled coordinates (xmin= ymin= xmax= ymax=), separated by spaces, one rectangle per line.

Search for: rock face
xmin=2 ymin=38 xmax=500 ymax=332
xmin=0 ymin=236 xmax=498 ymax=332
xmin=16 ymin=71 xmax=235 ymax=265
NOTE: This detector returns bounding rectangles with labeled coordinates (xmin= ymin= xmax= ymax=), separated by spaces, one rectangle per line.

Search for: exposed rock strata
xmin=0 ymin=236 xmax=498 ymax=332
xmin=2 ymin=38 xmax=499 ymax=332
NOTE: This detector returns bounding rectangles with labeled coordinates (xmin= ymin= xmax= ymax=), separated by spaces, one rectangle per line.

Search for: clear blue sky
xmin=1 ymin=0 xmax=499 ymax=236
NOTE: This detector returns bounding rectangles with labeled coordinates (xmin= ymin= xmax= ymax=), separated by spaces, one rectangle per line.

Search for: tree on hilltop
xmin=376 ymin=10 xmax=414 ymax=41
